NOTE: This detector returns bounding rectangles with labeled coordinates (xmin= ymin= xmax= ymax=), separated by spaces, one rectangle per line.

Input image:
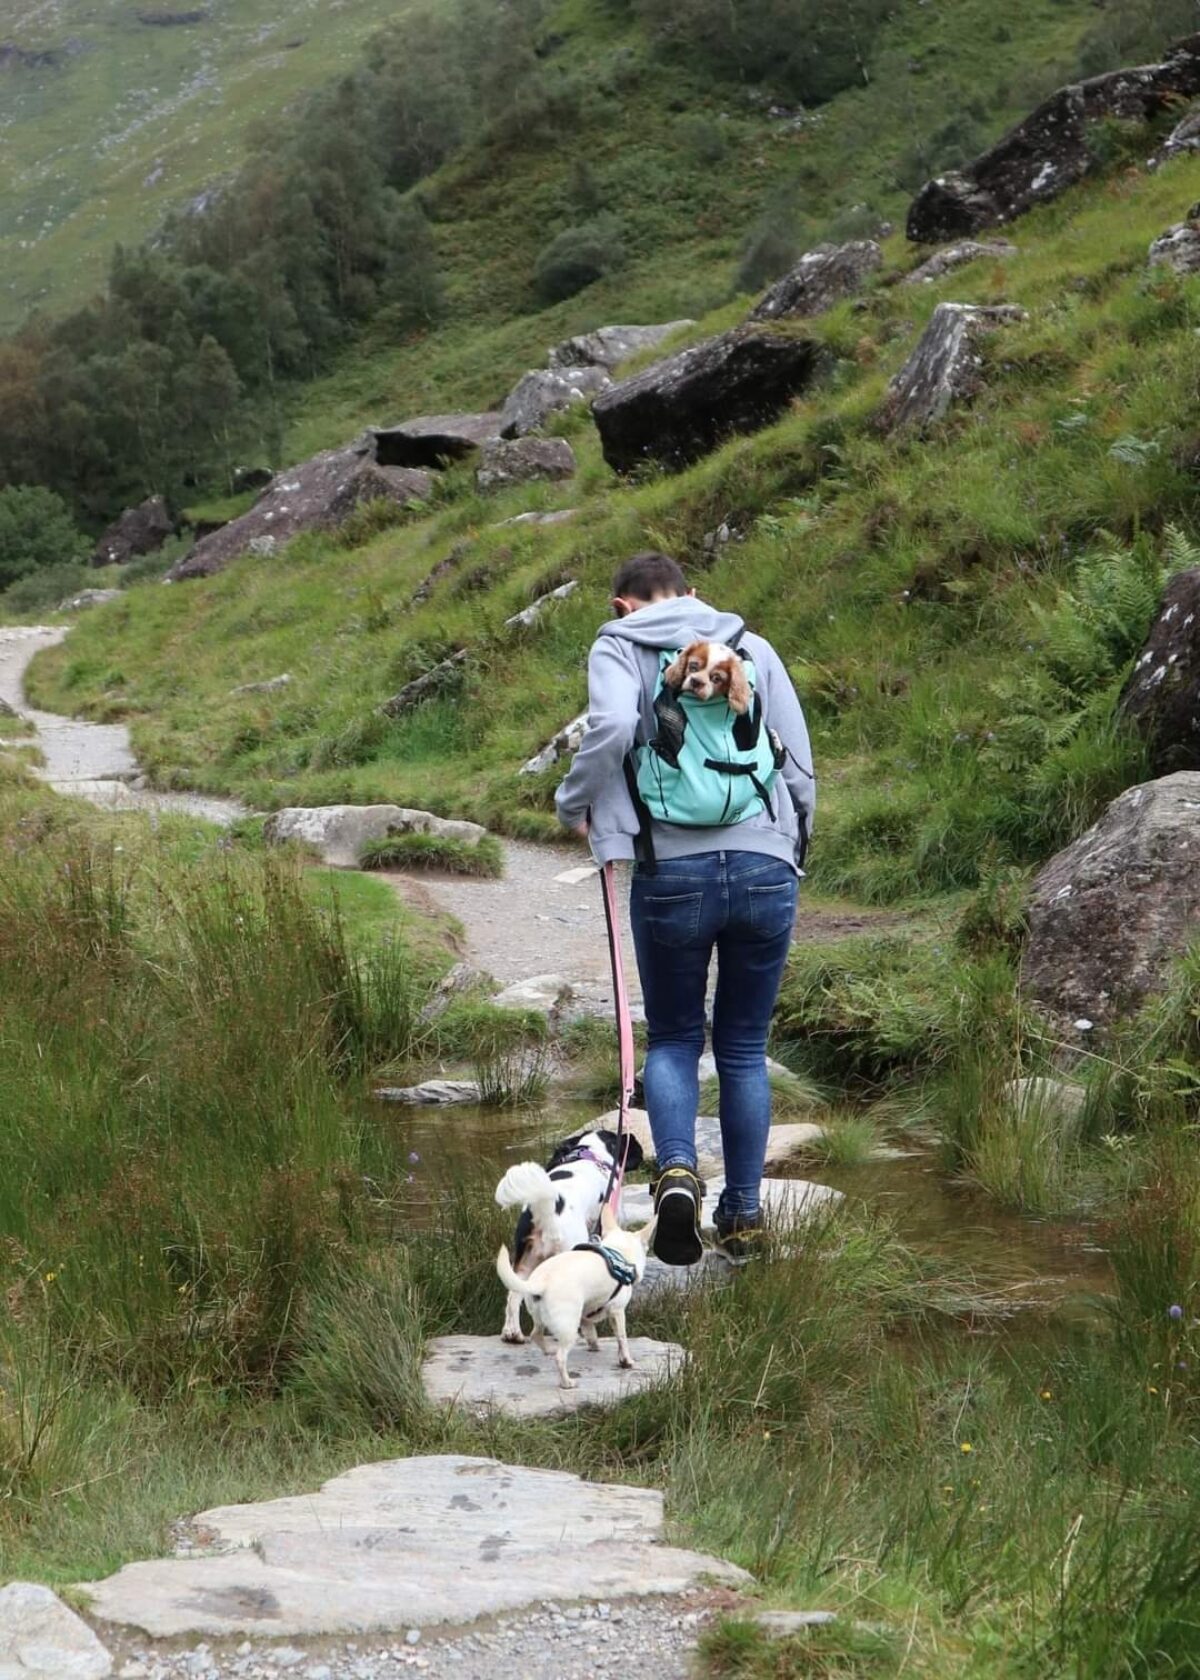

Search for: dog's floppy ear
xmin=724 ymin=656 xmax=751 ymax=715
xmin=662 ymin=649 xmax=690 ymax=692
xmin=623 ymin=1135 xmax=645 ymax=1172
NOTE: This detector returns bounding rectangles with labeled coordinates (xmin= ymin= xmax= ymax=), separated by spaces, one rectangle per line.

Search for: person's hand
xmin=571 ymin=820 xmax=590 ymax=839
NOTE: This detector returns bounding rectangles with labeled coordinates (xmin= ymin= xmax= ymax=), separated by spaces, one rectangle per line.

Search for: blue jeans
xmin=629 ymin=850 xmax=798 ymax=1221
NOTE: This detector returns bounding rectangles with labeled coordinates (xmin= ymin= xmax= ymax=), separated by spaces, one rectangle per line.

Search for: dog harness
xmin=573 ymin=1241 xmax=638 ymax=1299
xmin=551 ymin=1146 xmax=616 ymax=1177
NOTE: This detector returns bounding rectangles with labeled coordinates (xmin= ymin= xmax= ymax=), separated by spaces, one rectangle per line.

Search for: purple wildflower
xmin=1169 ymin=1304 xmax=1184 ymax=1321
xmin=408 ymin=1150 xmax=421 ymax=1165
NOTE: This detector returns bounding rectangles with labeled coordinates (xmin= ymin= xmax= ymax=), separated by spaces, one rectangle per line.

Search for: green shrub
xmin=1 ymin=561 xmax=89 ymax=615
xmin=0 ymin=486 xmax=89 ymax=591
xmin=358 ymin=831 xmax=504 ymax=877
xmin=532 ymin=215 xmax=627 ymax=302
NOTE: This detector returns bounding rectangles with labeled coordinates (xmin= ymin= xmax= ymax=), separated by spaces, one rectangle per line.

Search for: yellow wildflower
xmin=960 ymin=1442 xmax=973 ymax=1454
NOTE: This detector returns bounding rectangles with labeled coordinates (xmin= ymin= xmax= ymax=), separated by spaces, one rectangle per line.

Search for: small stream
xmin=376 ymin=1096 xmax=1112 ymax=1320
xmin=3 ymin=621 xmax=1111 ymax=1324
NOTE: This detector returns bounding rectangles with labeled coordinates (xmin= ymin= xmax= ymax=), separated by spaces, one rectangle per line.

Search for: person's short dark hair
xmin=612 ymin=551 xmax=687 ymax=601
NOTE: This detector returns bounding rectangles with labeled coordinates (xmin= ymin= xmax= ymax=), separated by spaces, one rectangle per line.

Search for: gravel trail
xmin=102 ymin=1592 xmax=733 ymax=1680
xmin=0 ymin=624 xmax=243 ymax=824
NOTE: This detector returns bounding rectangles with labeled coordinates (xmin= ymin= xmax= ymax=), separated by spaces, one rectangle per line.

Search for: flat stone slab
xmin=598 ymin=1109 xmax=825 ymax=1177
xmin=422 ymin=1334 xmax=685 ymax=1418
xmin=0 ymin=1581 xmax=113 ymax=1677
xmin=622 ymin=1174 xmax=841 ymax=1234
xmin=372 ymin=1080 xmax=482 ymax=1106
xmin=82 ymin=1456 xmax=747 ymax=1640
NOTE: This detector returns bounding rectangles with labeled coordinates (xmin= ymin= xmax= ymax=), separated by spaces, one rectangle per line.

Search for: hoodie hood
xmin=597 ymin=595 xmax=745 ymax=651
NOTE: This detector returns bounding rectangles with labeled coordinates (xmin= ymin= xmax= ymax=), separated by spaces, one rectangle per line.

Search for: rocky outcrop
xmin=1148 ymin=208 xmax=1200 ymax=274
xmin=593 ymin=326 xmax=827 ymax=473
xmin=263 ymin=804 xmax=487 ymax=868
xmin=476 ymin=436 xmax=576 ymax=491
xmin=0 ymin=1581 xmax=112 ymax=1678
xmin=371 ymin=412 xmax=501 ymax=468
xmin=751 ymin=240 xmax=881 ymax=320
xmin=1119 ymin=567 xmax=1200 ymax=772
xmin=519 ymin=709 xmax=588 ymax=774
xmin=1149 ymin=102 xmax=1200 ymax=168
xmin=498 ymin=507 xmax=579 ymax=528
xmin=903 ymin=239 xmax=1019 ymax=285
xmin=382 ymin=649 xmax=468 ymax=717
xmin=907 ymin=34 xmax=1200 ymax=242
xmin=503 ymin=579 xmax=578 ymax=631
xmin=1022 ymin=772 xmax=1200 ymax=1032
xmin=549 ymin=321 xmax=694 ymax=372
xmin=167 ymin=446 xmax=432 ymax=581
xmin=90 ymin=495 xmax=173 ymax=567
xmin=228 ymin=672 xmax=292 ymax=696
xmin=877 ymin=302 xmax=1026 ymax=432
xmin=500 ymin=366 xmax=610 ymax=437
xmin=60 ymin=587 xmax=121 ymax=611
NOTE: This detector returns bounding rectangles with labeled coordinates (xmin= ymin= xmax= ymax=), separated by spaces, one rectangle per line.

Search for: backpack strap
xmin=623 ymin=754 xmax=657 ymax=874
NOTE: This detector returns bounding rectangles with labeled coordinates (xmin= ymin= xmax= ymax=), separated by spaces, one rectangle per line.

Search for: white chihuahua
xmin=495 ymin=1202 xmax=657 ymax=1390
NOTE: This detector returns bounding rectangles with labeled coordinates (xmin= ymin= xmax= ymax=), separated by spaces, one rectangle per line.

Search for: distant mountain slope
xmin=0 ymin=0 xmax=400 ymax=329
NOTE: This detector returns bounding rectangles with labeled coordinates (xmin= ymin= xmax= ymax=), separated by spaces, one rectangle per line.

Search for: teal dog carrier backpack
xmin=632 ymin=641 xmax=785 ymax=832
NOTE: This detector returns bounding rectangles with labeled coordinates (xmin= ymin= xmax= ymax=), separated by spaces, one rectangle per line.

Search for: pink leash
xmin=600 ymin=860 xmax=636 ymax=1215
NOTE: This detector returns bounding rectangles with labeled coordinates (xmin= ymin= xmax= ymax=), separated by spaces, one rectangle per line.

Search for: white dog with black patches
xmin=495 ymin=1202 xmax=657 ymax=1389
xmin=494 ymin=1127 xmax=643 ymax=1344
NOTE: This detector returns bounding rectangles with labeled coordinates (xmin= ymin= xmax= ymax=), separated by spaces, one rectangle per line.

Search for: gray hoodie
xmin=555 ymin=596 xmax=815 ymax=870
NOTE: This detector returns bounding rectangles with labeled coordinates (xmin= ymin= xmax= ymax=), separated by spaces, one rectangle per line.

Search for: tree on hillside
xmin=635 ymin=0 xmax=891 ymax=103
xmin=0 ymin=486 xmax=89 ymax=590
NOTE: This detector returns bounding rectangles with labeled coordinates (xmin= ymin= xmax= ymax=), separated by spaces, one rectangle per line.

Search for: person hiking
xmin=555 ymin=551 xmax=816 ymax=1264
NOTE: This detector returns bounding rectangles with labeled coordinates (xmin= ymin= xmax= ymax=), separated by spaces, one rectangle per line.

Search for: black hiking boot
xmin=650 ymin=1165 xmax=705 ymax=1266
xmin=713 ymin=1210 xmax=766 ymax=1265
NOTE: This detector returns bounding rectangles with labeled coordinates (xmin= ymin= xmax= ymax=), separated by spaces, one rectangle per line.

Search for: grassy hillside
xmin=281 ymin=0 xmax=1100 ymax=460
xmin=31 ymin=151 xmax=1200 ymax=890
xmin=0 ymin=0 xmax=401 ymax=330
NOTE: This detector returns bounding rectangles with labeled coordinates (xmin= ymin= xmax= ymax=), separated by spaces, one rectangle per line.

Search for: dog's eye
xmin=687 ymin=658 xmax=703 ymax=673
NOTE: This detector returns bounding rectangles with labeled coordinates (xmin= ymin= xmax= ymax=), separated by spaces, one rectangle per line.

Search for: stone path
xmin=102 ymin=1591 xmax=730 ymax=1680
xmin=0 ymin=626 xmax=243 ymax=825
xmin=388 ymin=840 xmax=910 ymax=1000
xmin=422 ymin=1335 xmax=686 ymax=1418
xmin=81 ymin=1456 xmax=748 ymax=1675
xmin=386 ymin=843 xmax=642 ymax=1009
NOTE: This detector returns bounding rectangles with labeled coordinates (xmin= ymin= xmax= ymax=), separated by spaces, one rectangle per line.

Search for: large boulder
xmin=750 ymin=240 xmax=881 ymax=321
xmin=549 ymin=321 xmax=694 ymax=372
xmin=1119 ymin=567 xmax=1200 ymax=772
xmin=907 ymin=34 xmax=1200 ymax=242
xmin=60 ymin=587 xmax=121 ymax=611
xmin=877 ymin=302 xmax=1026 ymax=432
xmin=1022 ymin=773 xmax=1200 ymax=1033
xmin=476 ymin=436 xmax=576 ymax=491
xmin=499 ymin=366 xmax=611 ymax=437
xmin=167 ymin=447 xmax=432 ymax=581
xmin=263 ymin=804 xmax=487 ymax=867
xmin=371 ymin=412 xmax=501 ymax=468
xmin=592 ymin=326 xmax=828 ymax=474
xmin=0 ymin=1581 xmax=112 ymax=1678
xmin=1148 ymin=209 xmax=1200 ymax=275
xmin=90 ymin=495 xmax=173 ymax=567
xmin=903 ymin=239 xmax=1019 ymax=285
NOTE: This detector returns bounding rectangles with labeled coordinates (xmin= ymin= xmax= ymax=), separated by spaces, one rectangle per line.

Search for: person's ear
xmin=612 ymin=595 xmax=636 ymax=618
xmin=687 ymin=587 xmax=696 ymax=598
